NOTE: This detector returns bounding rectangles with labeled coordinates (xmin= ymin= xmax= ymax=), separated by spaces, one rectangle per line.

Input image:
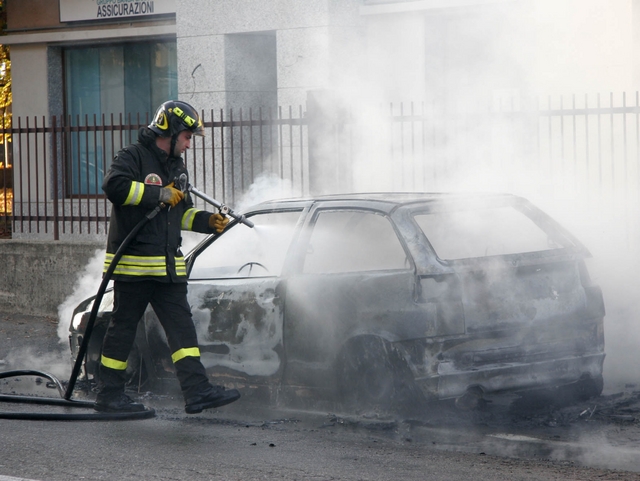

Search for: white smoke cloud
xmin=5 ymin=347 xmax=68 ymax=380
xmin=56 ymin=249 xmax=106 ymax=345
xmin=323 ymin=0 xmax=640 ymax=392
xmin=236 ymin=171 xmax=295 ymax=212
xmin=54 ymin=173 xmax=293 ymax=347
xmin=53 ymin=0 xmax=640 ymax=394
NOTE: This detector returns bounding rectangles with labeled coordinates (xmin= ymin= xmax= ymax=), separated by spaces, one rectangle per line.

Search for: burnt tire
xmin=512 ymin=374 xmax=604 ymax=413
xmin=568 ymin=374 xmax=604 ymax=401
xmin=337 ymin=336 xmax=424 ymax=415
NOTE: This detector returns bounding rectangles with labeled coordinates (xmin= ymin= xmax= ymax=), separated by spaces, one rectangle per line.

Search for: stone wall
xmin=0 ymin=240 xmax=104 ymax=317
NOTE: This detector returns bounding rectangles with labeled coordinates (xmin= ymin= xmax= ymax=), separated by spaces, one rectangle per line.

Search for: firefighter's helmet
xmin=149 ymin=100 xmax=205 ymax=137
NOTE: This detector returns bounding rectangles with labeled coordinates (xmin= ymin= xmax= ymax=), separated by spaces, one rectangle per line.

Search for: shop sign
xmin=59 ymin=0 xmax=176 ymax=22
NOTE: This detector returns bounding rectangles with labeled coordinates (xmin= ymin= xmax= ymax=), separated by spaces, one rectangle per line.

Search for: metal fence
xmin=2 ymin=107 xmax=308 ymax=240
xmin=339 ymin=94 xmax=640 ymax=194
xmin=2 ymin=93 xmax=640 ymax=242
xmin=339 ymin=93 xmax=640 ymax=247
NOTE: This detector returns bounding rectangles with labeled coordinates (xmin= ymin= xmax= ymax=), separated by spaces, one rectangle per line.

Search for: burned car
xmin=69 ymin=193 xmax=605 ymax=412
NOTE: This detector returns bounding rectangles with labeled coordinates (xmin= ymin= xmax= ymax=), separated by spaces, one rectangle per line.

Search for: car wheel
xmin=337 ymin=336 xmax=424 ymax=414
xmin=549 ymin=374 xmax=604 ymax=406
xmin=569 ymin=373 xmax=604 ymax=401
xmin=512 ymin=374 xmax=604 ymax=412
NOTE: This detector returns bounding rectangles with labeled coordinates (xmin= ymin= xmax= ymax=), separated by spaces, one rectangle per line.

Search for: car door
xmin=282 ymin=205 xmax=425 ymax=388
xmin=184 ymin=209 xmax=304 ymax=383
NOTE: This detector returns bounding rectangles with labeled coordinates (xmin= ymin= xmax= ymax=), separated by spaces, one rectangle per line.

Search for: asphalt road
xmin=1 ymin=401 xmax=639 ymax=481
xmin=1 ymin=312 xmax=640 ymax=481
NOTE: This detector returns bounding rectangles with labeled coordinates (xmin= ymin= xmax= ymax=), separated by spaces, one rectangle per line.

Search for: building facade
xmin=7 ymin=0 xmax=639 ymax=122
xmin=6 ymin=0 xmax=177 ymax=124
xmin=3 ymin=0 xmax=640 ymax=239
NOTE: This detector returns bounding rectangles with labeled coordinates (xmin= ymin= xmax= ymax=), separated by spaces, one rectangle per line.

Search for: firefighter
xmin=95 ymin=100 xmax=240 ymax=413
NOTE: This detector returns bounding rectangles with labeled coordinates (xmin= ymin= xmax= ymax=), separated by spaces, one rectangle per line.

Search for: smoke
xmin=235 ymin=172 xmax=295 ymax=212
xmin=314 ymin=0 xmax=640 ymax=393
xmin=5 ymin=347 xmax=68 ymax=380
xmin=191 ymin=282 xmax=284 ymax=377
xmin=55 ymin=173 xmax=293 ymax=346
xmin=52 ymin=1 xmax=640 ymax=396
xmin=57 ymin=249 xmax=106 ymax=345
xmin=187 ymin=175 xmax=297 ymax=378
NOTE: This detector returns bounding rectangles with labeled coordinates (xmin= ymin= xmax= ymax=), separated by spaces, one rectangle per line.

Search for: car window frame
xmin=293 ymin=206 xmax=415 ymax=276
xmin=405 ymin=196 xmax=590 ymax=269
xmin=185 ymin=206 xmax=308 ymax=279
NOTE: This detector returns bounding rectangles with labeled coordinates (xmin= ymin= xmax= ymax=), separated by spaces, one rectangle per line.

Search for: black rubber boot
xmin=94 ymin=392 xmax=147 ymax=413
xmin=184 ymin=385 xmax=241 ymax=414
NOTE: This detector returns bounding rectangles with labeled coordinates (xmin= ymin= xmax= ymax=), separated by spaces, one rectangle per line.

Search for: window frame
xmin=300 ymin=207 xmax=412 ymax=275
xmin=62 ymin=39 xmax=177 ymax=197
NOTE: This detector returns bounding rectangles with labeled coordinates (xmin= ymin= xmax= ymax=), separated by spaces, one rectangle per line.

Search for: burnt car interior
xmin=189 ymin=210 xmax=303 ymax=279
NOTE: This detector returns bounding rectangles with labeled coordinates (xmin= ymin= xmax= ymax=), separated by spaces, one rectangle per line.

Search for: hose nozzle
xmin=177 ymin=173 xmax=188 ymax=193
xmin=177 ymin=174 xmax=254 ymax=228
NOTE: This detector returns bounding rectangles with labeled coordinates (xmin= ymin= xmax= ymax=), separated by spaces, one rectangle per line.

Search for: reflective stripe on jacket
xmin=103 ymin=253 xmax=187 ymax=277
xmin=102 ymin=127 xmax=216 ymax=282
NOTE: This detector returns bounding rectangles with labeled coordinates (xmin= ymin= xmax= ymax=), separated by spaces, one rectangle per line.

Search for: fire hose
xmin=177 ymin=173 xmax=254 ymax=228
xmin=0 ymin=181 xmax=251 ymax=420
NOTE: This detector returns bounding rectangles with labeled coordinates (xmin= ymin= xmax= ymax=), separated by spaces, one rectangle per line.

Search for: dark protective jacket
xmin=102 ymin=127 xmax=216 ymax=282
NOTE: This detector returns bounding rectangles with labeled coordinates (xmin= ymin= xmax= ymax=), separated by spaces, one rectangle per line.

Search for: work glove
xmin=159 ymin=182 xmax=184 ymax=207
xmin=209 ymin=213 xmax=229 ymax=233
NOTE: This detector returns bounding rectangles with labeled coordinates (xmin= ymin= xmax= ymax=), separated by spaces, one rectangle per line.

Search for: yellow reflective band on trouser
xmin=101 ymin=354 xmax=128 ymax=371
xmin=123 ymin=181 xmax=145 ymax=206
xmin=171 ymin=347 xmax=201 ymax=363
xmin=181 ymin=208 xmax=198 ymax=230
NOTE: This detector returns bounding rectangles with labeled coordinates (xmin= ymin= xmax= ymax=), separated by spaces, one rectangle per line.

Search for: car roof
xmin=249 ymin=192 xmax=519 ymax=213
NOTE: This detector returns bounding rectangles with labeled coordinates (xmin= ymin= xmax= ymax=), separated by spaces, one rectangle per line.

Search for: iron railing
xmin=3 ymin=94 xmax=640 ymax=243
xmin=341 ymin=93 xmax=640 ymax=246
xmin=3 ymin=107 xmax=308 ymax=240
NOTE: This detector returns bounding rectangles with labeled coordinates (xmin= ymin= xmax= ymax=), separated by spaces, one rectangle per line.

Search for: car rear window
xmin=303 ymin=210 xmax=408 ymax=274
xmin=414 ymin=205 xmax=566 ymax=260
xmin=190 ymin=210 xmax=302 ymax=278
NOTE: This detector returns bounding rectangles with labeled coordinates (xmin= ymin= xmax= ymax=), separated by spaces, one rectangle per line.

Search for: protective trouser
xmin=97 ymin=280 xmax=209 ymax=399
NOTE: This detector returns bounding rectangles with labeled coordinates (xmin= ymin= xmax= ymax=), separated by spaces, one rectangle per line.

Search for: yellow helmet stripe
xmin=171 ymin=347 xmax=201 ymax=363
xmin=123 ymin=181 xmax=145 ymax=206
xmin=101 ymin=354 xmax=128 ymax=371
xmin=172 ymin=106 xmax=196 ymax=127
